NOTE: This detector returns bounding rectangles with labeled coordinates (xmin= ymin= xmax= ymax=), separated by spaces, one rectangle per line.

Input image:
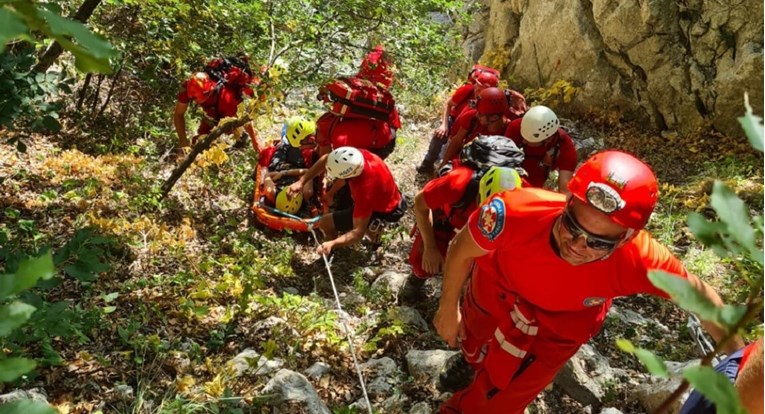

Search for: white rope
xmin=309 ymin=228 xmax=373 ymax=414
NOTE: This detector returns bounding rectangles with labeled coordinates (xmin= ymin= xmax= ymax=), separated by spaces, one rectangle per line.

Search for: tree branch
xmin=160 ymin=116 xmax=252 ymax=198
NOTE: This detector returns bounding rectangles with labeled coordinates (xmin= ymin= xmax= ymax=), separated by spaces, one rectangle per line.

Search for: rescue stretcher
xmin=250 ymin=163 xmax=323 ymax=232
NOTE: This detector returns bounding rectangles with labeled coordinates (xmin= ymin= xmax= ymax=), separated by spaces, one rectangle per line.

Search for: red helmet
xmin=475 ymin=87 xmax=509 ymax=115
xmin=186 ymin=72 xmax=214 ymax=103
xmin=568 ymin=150 xmax=658 ymax=231
xmin=474 ymin=71 xmax=499 ymax=87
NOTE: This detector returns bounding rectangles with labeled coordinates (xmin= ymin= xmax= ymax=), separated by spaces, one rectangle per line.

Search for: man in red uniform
xmin=506 ymin=105 xmax=577 ymax=194
xmin=416 ymin=72 xmax=500 ymax=174
xmin=314 ymin=113 xmax=396 ymax=159
xmin=433 ymin=150 xmax=744 ymax=413
xmin=173 ymin=70 xmax=257 ymax=150
xmin=287 ymin=147 xmax=406 ymax=255
xmin=439 ymin=87 xmax=512 ymax=168
xmin=401 ymin=166 xmax=522 ymax=302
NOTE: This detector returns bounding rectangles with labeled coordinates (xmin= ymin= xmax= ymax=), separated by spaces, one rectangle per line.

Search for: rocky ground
xmin=0 ymin=112 xmax=761 ymax=413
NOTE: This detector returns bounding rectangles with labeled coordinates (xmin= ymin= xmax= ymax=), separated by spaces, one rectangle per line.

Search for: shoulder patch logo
xmin=583 ymin=297 xmax=606 ymax=307
xmin=478 ymin=197 xmax=506 ymax=242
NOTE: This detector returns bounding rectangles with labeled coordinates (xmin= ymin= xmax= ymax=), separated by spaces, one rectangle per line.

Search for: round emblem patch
xmin=583 ymin=297 xmax=606 ymax=307
xmin=478 ymin=198 xmax=506 ymax=242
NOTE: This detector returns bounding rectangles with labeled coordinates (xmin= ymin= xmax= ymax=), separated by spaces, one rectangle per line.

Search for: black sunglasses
xmin=561 ymin=209 xmax=621 ymax=251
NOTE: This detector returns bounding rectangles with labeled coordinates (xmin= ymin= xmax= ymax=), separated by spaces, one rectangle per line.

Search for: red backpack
xmin=357 ymin=45 xmax=393 ymax=89
xmin=204 ymin=56 xmax=253 ymax=90
xmin=318 ymin=76 xmax=396 ymax=123
xmin=467 ymin=64 xmax=500 ymax=84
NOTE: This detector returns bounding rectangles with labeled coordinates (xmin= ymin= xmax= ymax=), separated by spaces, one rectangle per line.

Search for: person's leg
xmin=441 ymin=334 xmax=583 ymax=414
xmin=418 ymin=135 xmax=446 ymax=173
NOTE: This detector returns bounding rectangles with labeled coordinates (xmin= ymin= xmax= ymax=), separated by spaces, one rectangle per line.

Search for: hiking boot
xmin=399 ymin=275 xmax=426 ymax=304
xmin=438 ymin=353 xmax=474 ymax=393
xmin=416 ymin=162 xmax=435 ymax=175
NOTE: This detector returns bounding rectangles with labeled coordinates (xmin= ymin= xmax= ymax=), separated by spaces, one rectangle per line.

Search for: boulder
xmin=633 ymin=360 xmax=699 ymax=414
xmin=227 ymin=349 xmax=284 ymax=377
xmin=304 ymin=362 xmax=331 ymax=380
xmin=391 ymin=306 xmax=430 ymax=332
xmin=361 ymin=357 xmax=403 ymax=397
xmin=410 ymin=401 xmax=434 ymax=414
xmin=261 ymin=369 xmax=331 ymax=414
xmin=554 ymin=344 xmax=623 ymax=407
xmin=471 ymin=0 xmax=763 ymax=136
xmin=372 ymin=270 xmax=409 ymax=296
xmin=405 ymin=349 xmax=461 ymax=387
xmin=0 ymin=388 xmax=48 ymax=404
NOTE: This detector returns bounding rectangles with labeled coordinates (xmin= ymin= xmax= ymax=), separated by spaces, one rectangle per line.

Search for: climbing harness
xmin=309 ymin=227 xmax=373 ymax=414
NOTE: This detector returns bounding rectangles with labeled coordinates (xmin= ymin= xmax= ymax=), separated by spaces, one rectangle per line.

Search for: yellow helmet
xmin=275 ymin=187 xmax=304 ymax=214
xmin=479 ymin=166 xmax=522 ymax=203
xmin=285 ymin=116 xmax=316 ymax=148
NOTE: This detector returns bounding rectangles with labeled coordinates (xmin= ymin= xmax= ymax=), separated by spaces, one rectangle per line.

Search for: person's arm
xmin=434 ymin=98 xmax=456 ymax=139
xmin=288 ymin=154 xmax=328 ymax=196
xmin=438 ymin=128 xmax=468 ymax=169
xmin=317 ymin=215 xmax=371 ymax=255
xmin=737 ymin=338 xmax=763 ymax=414
xmin=413 ymin=191 xmax=443 ymax=274
xmin=434 ymin=226 xmax=488 ymax=347
xmin=557 ymin=170 xmax=573 ymax=196
xmin=686 ymin=273 xmax=746 ymax=354
xmin=173 ymin=102 xmax=190 ymax=148
xmin=318 ymin=144 xmax=332 ymax=157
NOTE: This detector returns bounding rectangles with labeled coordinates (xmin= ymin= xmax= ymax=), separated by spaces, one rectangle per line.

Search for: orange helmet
xmin=186 ymin=72 xmax=214 ymax=103
xmin=475 ymin=87 xmax=509 ymax=115
xmin=568 ymin=150 xmax=658 ymax=231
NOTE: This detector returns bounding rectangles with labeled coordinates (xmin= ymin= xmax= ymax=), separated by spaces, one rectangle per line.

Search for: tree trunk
xmin=32 ymin=0 xmax=104 ymax=73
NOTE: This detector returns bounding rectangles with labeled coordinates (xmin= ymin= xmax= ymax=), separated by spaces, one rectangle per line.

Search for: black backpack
xmin=203 ymin=56 xmax=253 ymax=87
xmin=451 ymin=135 xmax=526 ymax=209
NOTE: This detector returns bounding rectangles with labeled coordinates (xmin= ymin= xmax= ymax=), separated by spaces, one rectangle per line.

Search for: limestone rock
xmin=554 ymin=344 xmax=623 ymax=407
xmin=471 ymin=0 xmax=763 ymax=136
xmin=410 ymin=401 xmax=434 ymax=414
xmin=405 ymin=349 xmax=461 ymax=387
xmin=228 ymin=349 xmax=284 ymax=377
xmin=0 ymin=388 xmax=48 ymax=404
xmin=372 ymin=270 xmax=409 ymax=295
xmin=304 ymin=362 xmax=331 ymax=380
xmin=361 ymin=357 xmax=403 ymax=397
xmin=391 ymin=306 xmax=430 ymax=332
xmin=261 ymin=369 xmax=331 ymax=414
xmin=633 ymin=360 xmax=699 ymax=414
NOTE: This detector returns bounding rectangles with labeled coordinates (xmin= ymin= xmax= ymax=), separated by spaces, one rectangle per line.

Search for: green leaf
xmin=649 ymin=271 xmax=747 ymax=328
xmin=710 ymin=181 xmax=757 ymax=253
xmin=616 ymin=339 xmax=669 ymax=377
xmin=683 ymin=365 xmax=746 ymax=414
xmin=738 ymin=93 xmax=764 ymax=152
xmin=0 ymin=357 xmax=36 ymax=382
xmin=63 ymin=264 xmax=97 ymax=282
xmin=0 ymin=399 xmax=56 ymax=414
xmin=0 ymin=301 xmax=36 ymax=337
xmin=41 ymin=114 xmax=60 ymax=132
xmin=37 ymin=9 xmax=114 ymax=58
xmin=0 ymin=252 xmax=55 ymax=298
xmin=0 ymin=8 xmax=29 ymax=52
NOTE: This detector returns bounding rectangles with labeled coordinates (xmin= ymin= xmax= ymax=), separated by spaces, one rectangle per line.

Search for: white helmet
xmin=326 ymin=147 xmax=364 ymax=179
xmin=520 ymin=106 xmax=560 ymax=143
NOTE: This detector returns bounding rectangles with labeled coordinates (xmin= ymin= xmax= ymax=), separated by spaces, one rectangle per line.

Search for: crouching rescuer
xmin=288 ymin=146 xmax=407 ymax=256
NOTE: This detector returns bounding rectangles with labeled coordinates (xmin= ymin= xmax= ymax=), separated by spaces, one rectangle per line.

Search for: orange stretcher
xmin=250 ymin=163 xmax=323 ymax=232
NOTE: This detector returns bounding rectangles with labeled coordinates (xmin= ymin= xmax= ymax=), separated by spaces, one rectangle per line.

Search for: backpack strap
xmin=452 ymin=170 xmax=481 ymax=210
xmin=542 ymin=134 xmax=562 ymax=180
xmin=451 ymin=84 xmax=474 ymax=112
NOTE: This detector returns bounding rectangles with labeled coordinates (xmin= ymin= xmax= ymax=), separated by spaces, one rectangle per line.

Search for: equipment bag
xmin=467 ymin=64 xmax=500 ymax=84
xmin=453 ymin=135 xmax=526 ymax=209
xmin=319 ymin=76 xmax=396 ymax=122
xmin=204 ymin=56 xmax=253 ymax=89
